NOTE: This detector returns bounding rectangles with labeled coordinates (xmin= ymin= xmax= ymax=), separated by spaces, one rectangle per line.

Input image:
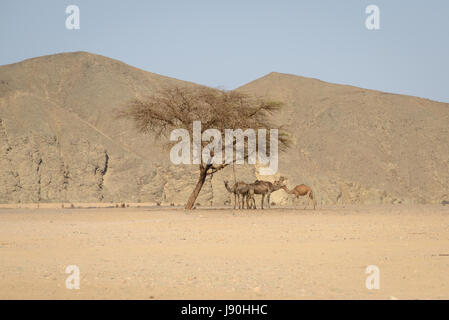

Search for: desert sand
xmin=1 ymin=204 xmax=448 ymax=299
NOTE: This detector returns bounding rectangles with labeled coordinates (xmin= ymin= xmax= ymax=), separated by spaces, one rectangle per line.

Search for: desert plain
xmin=1 ymin=52 xmax=449 ymax=300
xmin=1 ymin=204 xmax=448 ymax=299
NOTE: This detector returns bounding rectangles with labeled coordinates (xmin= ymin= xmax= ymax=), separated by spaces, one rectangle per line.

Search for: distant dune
xmin=1 ymin=52 xmax=448 ymax=205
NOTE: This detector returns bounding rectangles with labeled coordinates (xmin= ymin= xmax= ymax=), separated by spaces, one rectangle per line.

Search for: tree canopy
xmin=119 ymin=86 xmax=290 ymax=209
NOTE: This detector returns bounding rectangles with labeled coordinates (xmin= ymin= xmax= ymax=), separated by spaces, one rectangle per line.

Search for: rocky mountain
xmin=238 ymin=72 xmax=449 ymax=205
xmin=1 ymin=52 xmax=448 ymax=205
xmin=0 ymin=52 xmax=248 ymax=206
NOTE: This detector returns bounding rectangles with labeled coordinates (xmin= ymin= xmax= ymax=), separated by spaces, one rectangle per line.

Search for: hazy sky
xmin=1 ymin=0 xmax=448 ymax=102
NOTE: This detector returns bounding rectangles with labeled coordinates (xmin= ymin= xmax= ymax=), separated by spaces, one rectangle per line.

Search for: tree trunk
xmin=185 ymin=165 xmax=210 ymax=210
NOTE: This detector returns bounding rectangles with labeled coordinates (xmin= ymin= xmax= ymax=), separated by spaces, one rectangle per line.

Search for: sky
xmin=1 ymin=0 xmax=448 ymax=102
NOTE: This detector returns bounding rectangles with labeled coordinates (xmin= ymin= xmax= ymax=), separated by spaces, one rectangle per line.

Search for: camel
xmin=282 ymin=184 xmax=316 ymax=210
xmin=244 ymin=184 xmax=256 ymax=209
xmin=224 ymin=181 xmax=251 ymax=209
xmin=251 ymin=177 xmax=286 ymax=209
xmin=224 ymin=181 xmax=257 ymax=209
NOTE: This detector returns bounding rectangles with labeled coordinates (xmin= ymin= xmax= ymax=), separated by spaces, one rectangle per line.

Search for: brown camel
xmin=224 ymin=181 xmax=257 ymax=209
xmin=224 ymin=181 xmax=251 ymax=209
xmin=251 ymin=177 xmax=286 ymax=209
xmin=244 ymin=184 xmax=256 ymax=209
xmin=238 ymin=183 xmax=257 ymax=209
xmin=282 ymin=184 xmax=316 ymax=210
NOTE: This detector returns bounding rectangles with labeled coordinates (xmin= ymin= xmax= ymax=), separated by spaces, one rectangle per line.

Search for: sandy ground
xmin=0 ymin=204 xmax=448 ymax=300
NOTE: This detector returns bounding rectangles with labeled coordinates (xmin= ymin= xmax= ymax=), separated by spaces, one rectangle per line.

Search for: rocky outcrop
xmin=1 ymin=53 xmax=448 ymax=205
xmin=239 ymin=72 xmax=449 ymax=205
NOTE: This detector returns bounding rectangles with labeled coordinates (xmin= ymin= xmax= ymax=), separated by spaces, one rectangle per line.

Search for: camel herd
xmin=224 ymin=177 xmax=316 ymax=210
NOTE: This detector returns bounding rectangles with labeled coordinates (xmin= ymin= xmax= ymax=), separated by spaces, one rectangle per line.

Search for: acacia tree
xmin=119 ymin=86 xmax=290 ymax=209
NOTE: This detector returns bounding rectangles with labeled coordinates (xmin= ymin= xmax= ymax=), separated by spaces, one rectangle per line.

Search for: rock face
xmin=1 ymin=52 xmax=448 ymax=205
xmin=238 ymin=72 xmax=449 ymax=205
xmin=0 ymin=52 xmax=255 ymax=206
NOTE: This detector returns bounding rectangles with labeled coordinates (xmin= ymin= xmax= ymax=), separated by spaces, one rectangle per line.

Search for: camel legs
xmin=305 ymin=191 xmax=311 ymax=209
xmin=246 ymin=194 xmax=256 ymax=209
xmin=308 ymin=192 xmax=316 ymax=210
xmin=237 ymin=193 xmax=257 ymax=210
xmin=240 ymin=193 xmax=249 ymax=209
xmin=311 ymin=192 xmax=316 ymax=210
xmin=250 ymin=197 xmax=256 ymax=209
xmin=267 ymin=193 xmax=271 ymax=209
xmin=247 ymin=195 xmax=253 ymax=209
xmin=308 ymin=191 xmax=316 ymax=210
xmin=261 ymin=194 xmax=265 ymax=209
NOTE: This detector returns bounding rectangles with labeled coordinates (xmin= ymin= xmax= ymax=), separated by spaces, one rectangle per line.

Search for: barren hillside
xmin=0 ymin=52 xmax=254 ymax=205
xmin=238 ymin=72 xmax=449 ymax=204
xmin=1 ymin=53 xmax=448 ymax=205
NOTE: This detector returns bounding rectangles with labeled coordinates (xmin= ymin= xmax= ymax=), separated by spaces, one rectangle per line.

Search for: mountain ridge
xmin=242 ymin=71 xmax=448 ymax=104
xmin=1 ymin=52 xmax=448 ymax=205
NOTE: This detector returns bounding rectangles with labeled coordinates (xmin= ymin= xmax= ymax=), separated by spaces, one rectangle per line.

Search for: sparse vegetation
xmin=119 ymin=86 xmax=290 ymax=209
